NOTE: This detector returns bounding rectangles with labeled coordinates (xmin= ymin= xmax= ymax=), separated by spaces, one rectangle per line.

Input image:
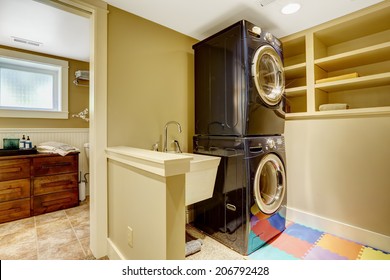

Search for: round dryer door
xmin=252 ymin=45 xmax=285 ymax=106
xmin=254 ymin=153 xmax=286 ymax=214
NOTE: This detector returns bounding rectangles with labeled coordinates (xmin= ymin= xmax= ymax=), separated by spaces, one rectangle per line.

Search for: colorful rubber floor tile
xmin=269 ymin=233 xmax=314 ymax=259
xmin=283 ymin=223 xmax=324 ymax=244
xmin=303 ymin=246 xmax=348 ymax=260
xmin=248 ymin=244 xmax=299 ymax=260
xmin=315 ymin=234 xmax=363 ymax=260
xmin=358 ymin=246 xmax=390 ymax=260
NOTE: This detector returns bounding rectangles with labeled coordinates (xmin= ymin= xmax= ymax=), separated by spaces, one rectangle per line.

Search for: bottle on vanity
xmin=25 ymin=136 xmax=32 ymax=149
xmin=19 ymin=135 xmax=26 ymax=149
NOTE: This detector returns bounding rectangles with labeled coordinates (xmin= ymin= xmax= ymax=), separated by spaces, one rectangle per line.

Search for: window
xmin=0 ymin=48 xmax=68 ymax=119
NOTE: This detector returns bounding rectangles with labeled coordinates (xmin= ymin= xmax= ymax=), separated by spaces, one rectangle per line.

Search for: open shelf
xmin=315 ymin=72 xmax=390 ymax=92
xmin=282 ymin=35 xmax=307 ymax=114
xmin=315 ymin=42 xmax=390 ymax=71
xmin=285 ymin=62 xmax=306 ymax=79
xmin=283 ymin=36 xmax=306 ymax=67
xmin=281 ymin=1 xmax=390 ymax=119
xmin=286 ymin=106 xmax=390 ymax=120
xmin=285 ymin=86 xmax=307 ymax=97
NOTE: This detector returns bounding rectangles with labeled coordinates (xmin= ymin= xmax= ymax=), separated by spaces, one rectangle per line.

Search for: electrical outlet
xmin=127 ymin=226 xmax=133 ymax=247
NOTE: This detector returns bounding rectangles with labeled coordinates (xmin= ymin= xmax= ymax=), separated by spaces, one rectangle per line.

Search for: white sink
xmin=181 ymin=153 xmax=221 ymax=206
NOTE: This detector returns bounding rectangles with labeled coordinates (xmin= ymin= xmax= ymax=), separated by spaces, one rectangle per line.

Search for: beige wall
xmin=107 ymin=6 xmax=197 ymax=152
xmin=106 ymin=4 xmax=389 ymax=249
xmin=107 ymin=159 xmax=185 ymax=259
xmin=0 ymin=46 xmax=89 ymax=128
xmin=285 ymin=116 xmax=390 ymax=236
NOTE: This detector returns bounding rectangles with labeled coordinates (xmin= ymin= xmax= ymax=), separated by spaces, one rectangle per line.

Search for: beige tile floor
xmin=185 ymin=224 xmax=244 ymax=260
xmin=0 ymin=199 xmax=91 ymax=260
xmin=0 ymin=197 xmax=240 ymax=260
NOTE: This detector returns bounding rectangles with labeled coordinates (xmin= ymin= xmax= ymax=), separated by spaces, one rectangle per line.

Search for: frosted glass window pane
xmin=0 ymin=48 xmax=68 ymax=119
xmin=0 ymin=68 xmax=54 ymax=110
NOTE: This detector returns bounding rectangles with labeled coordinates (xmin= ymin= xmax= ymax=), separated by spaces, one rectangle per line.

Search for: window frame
xmin=0 ymin=48 xmax=69 ymax=119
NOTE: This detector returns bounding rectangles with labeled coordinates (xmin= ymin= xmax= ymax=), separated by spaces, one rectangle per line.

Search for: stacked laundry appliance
xmin=192 ymin=20 xmax=287 ymax=255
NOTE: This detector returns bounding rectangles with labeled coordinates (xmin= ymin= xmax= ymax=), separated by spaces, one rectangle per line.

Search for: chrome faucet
xmin=163 ymin=121 xmax=182 ymax=152
xmin=173 ymin=140 xmax=183 ymax=153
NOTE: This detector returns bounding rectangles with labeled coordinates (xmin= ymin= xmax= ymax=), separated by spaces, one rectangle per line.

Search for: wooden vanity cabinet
xmin=0 ymin=159 xmax=31 ymax=223
xmin=0 ymin=153 xmax=79 ymax=223
xmin=32 ymin=154 xmax=79 ymax=215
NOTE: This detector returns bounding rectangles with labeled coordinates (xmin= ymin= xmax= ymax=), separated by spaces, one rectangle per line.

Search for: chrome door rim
xmin=254 ymin=153 xmax=286 ymax=214
xmin=251 ymin=45 xmax=285 ymax=106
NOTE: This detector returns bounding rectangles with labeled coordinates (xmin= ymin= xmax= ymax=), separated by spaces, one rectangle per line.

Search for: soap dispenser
xmin=20 ymin=135 xmax=26 ymax=149
xmin=25 ymin=136 xmax=32 ymax=149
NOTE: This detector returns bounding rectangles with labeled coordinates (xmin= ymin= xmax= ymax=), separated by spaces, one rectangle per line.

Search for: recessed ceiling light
xmin=281 ymin=3 xmax=301 ymax=15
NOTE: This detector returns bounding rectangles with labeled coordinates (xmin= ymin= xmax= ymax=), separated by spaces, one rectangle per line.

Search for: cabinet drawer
xmin=33 ymin=189 xmax=79 ymax=215
xmin=32 ymin=154 xmax=78 ymax=176
xmin=0 ymin=179 xmax=30 ymax=202
xmin=0 ymin=159 xmax=30 ymax=181
xmin=33 ymin=173 xmax=78 ymax=195
xmin=0 ymin=198 xmax=30 ymax=223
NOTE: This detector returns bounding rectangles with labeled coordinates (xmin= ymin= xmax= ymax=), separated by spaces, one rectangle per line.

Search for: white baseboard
xmin=107 ymin=238 xmax=125 ymax=260
xmin=286 ymin=207 xmax=390 ymax=253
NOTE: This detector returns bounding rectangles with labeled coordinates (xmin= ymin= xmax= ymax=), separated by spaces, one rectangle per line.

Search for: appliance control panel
xmin=266 ymin=138 xmax=276 ymax=150
xmin=265 ymin=32 xmax=273 ymax=42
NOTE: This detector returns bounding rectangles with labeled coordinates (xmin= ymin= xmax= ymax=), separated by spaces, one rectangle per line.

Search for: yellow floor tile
xmin=316 ymin=234 xmax=363 ymax=260
xmin=359 ymin=247 xmax=390 ymax=260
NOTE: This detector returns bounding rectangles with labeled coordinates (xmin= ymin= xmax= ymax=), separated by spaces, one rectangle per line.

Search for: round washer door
xmin=251 ymin=45 xmax=285 ymax=106
xmin=254 ymin=153 xmax=286 ymax=214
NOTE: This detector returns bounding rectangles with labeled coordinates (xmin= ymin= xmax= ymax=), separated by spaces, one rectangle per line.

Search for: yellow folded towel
xmin=319 ymin=103 xmax=349 ymax=111
xmin=316 ymin=73 xmax=359 ymax=84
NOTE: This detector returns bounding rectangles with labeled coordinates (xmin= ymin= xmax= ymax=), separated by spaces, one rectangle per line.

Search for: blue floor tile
xmin=248 ymin=244 xmax=299 ymax=260
xmin=284 ymin=223 xmax=323 ymax=244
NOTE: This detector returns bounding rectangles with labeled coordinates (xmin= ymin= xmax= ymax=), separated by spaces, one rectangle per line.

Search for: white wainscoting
xmin=0 ymin=128 xmax=89 ymax=190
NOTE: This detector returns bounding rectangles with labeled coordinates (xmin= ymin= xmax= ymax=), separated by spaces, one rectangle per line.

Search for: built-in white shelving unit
xmin=281 ymin=1 xmax=390 ymax=119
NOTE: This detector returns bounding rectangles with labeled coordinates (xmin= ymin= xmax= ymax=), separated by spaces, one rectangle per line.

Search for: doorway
xmin=0 ymin=0 xmax=108 ymax=259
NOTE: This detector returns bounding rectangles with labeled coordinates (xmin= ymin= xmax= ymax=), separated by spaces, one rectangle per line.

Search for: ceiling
xmin=0 ymin=0 xmax=384 ymax=62
xmin=0 ymin=0 xmax=90 ymax=62
xmin=104 ymin=0 xmax=384 ymax=40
